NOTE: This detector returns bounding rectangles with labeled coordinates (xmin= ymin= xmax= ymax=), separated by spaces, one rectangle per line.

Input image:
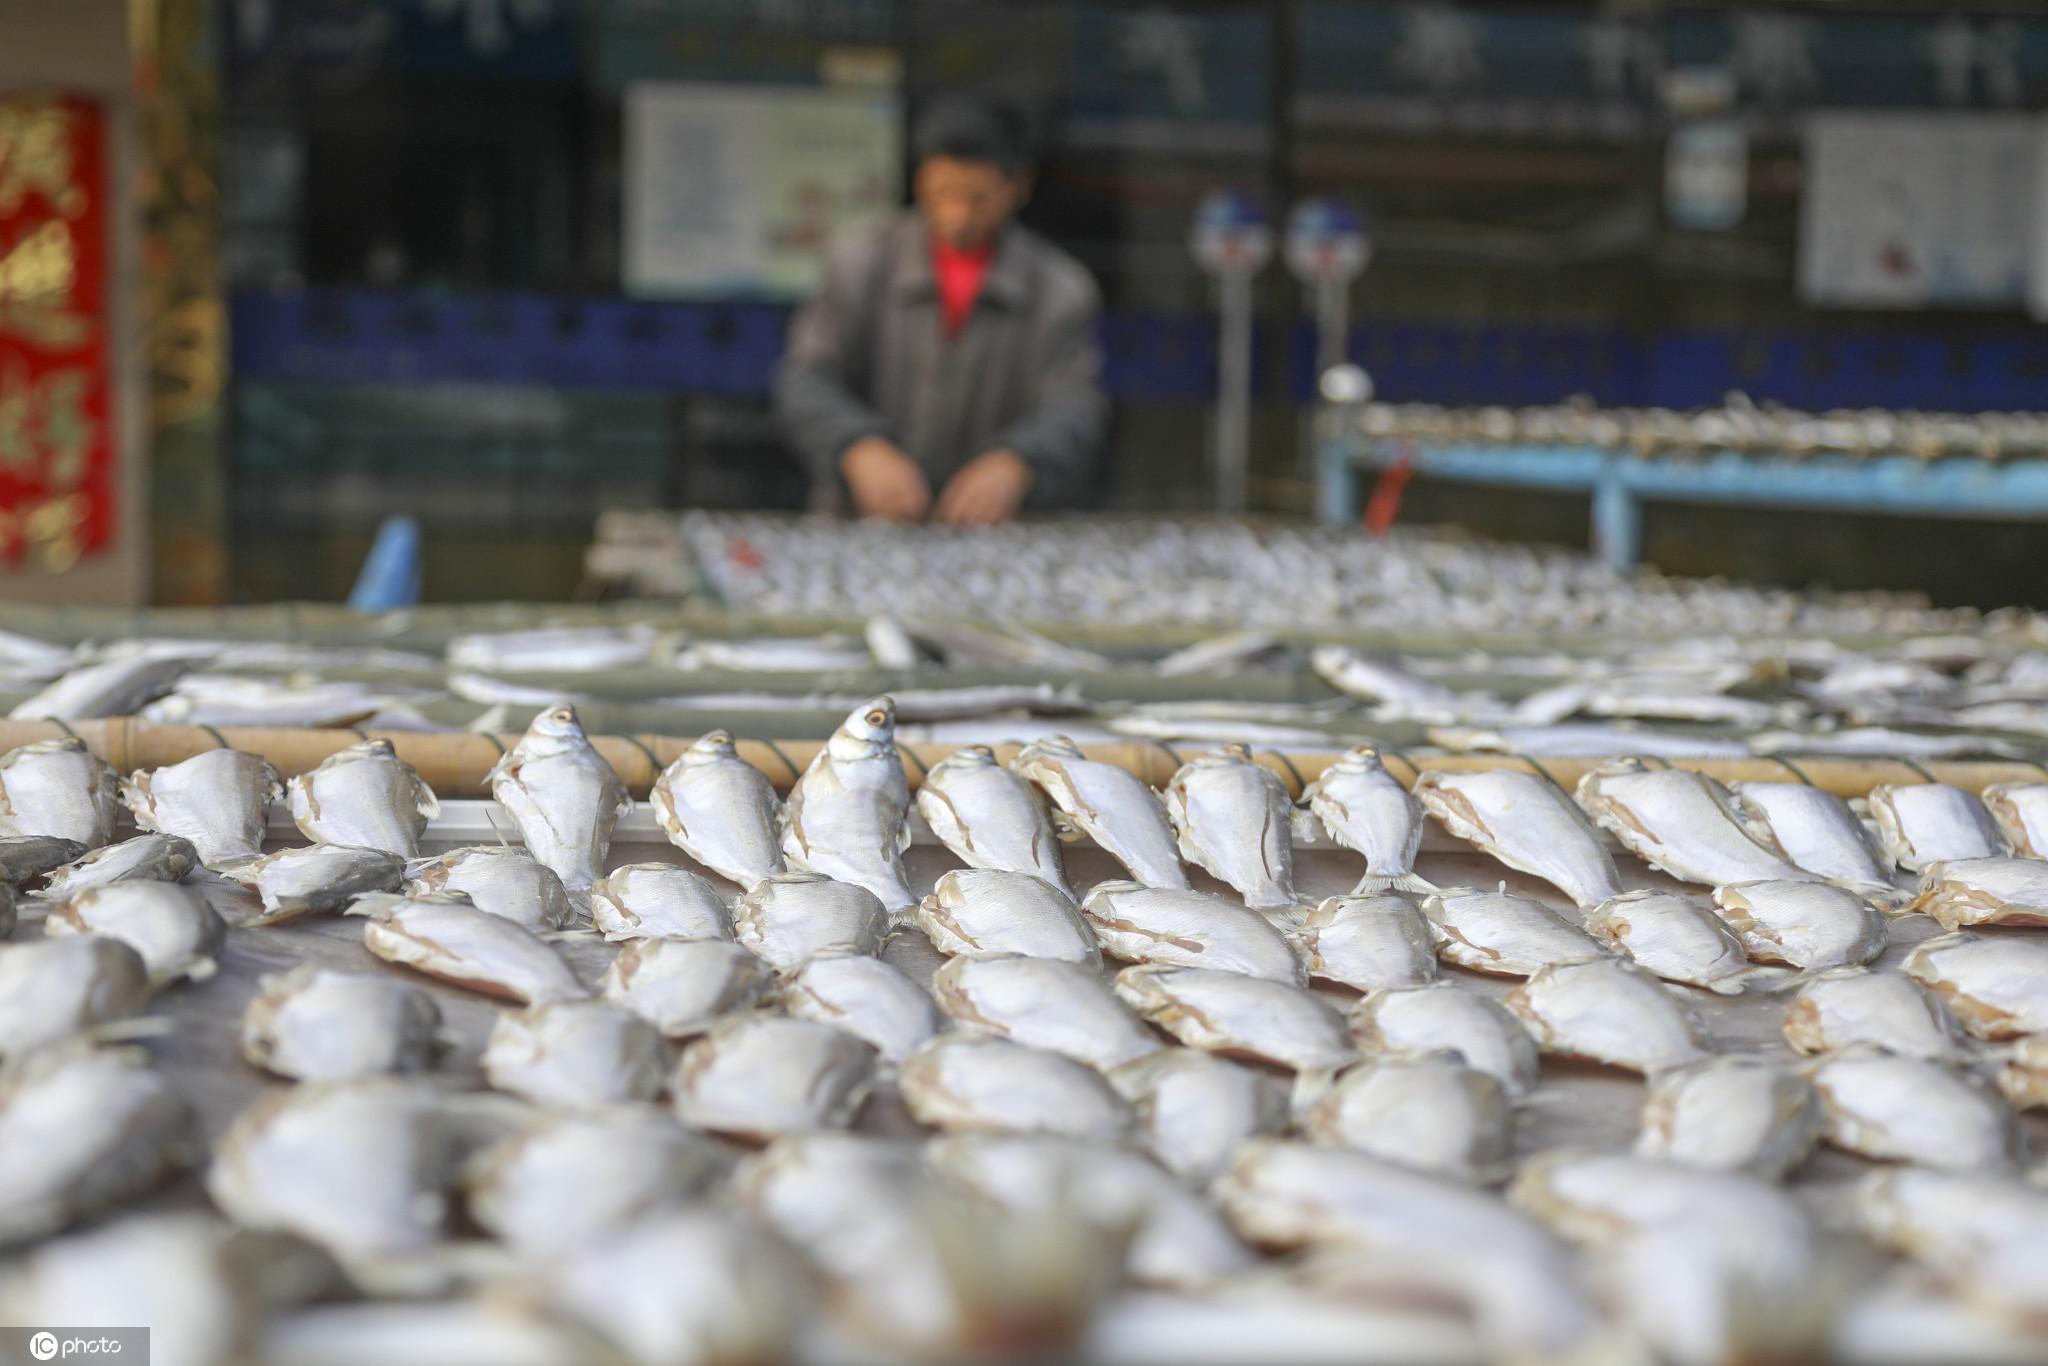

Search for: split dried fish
xmin=899 ymin=1035 xmax=1131 ymax=1140
xmin=1310 ymin=647 xmax=1456 ymax=711
xmin=1107 ymin=1048 xmax=1286 ymax=1184
xmin=1164 ymin=745 xmax=1302 ymax=914
xmin=404 ymin=845 xmax=575 ymax=933
xmin=1909 ymin=856 xmax=2048 ymax=929
xmin=1855 ymin=1167 xmax=2048 ymax=1272
xmin=1505 ymin=958 xmax=1712 ymax=1075
xmin=934 ymin=954 xmax=1161 ymax=1072
xmin=1781 ymin=968 xmax=1966 ymax=1062
xmin=1412 ymin=769 xmax=1620 ymax=908
xmin=586 ymin=861 xmax=730 ymax=942
xmin=241 ymin=965 xmax=445 ymax=1081
xmin=46 ymin=881 xmax=226 ymax=985
xmin=1080 ymin=881 xmax=1303 ymax=984
xmin=1634 ymin=1057 xmax=1821 ymax=1179
xmin=40 ymin=833 xmax=198 ymax=900
xmin=1979 ymin=781 xmax=2048 ymax=858
xmin=1865 ymin=783 xmax=2005 ymax=873
xmin=1511 ymin=1149 xmax=1809 ymax=1245
xmin=465 ymin=1108 xmax=724 ymax=1254
xmin=0 ymin=738 xmax=119 ymax=848
xmin=0 ymin=938 xmax=150 ymax=1059
xmin=780 ymin=698 xmax=913 ymax=911
xmin=1993 ymin=1034 xmax=2047 ymax=1110
xmin=10 ymin=656 xmax=186 ymax=721
xmin=1303 ymin=746 xmax=1430 ymax=896
xmin=0 ymin=834 xmax=85 ymax=887
xmin=481 ymin=1001 xmax=667 ymax=1109
xmin=448 ymin=624 xmax=657 ymax=673
xmin=488 ymin=705 xmax=631 ymax=894
xmin=1012 ymin=736 xmax=1188 ymax=889
xmin=916 ymin=746 xmax=1071 ymax=896
xmin=1577 ymin=760 xmax=1812 ymax=886
xmin=1114 ymin=964 xmax=1355 ymax=1072
xmin=1351 ymin=983 xmax=1541 ymax=1097
xmin=1750 ymin=726 xmax=2028 ymax=760
xmin=1422 ymin=886 xmax=1607 ymax=977
xmin=1731 ymin=780 xmax=1895 ymax=888
xmin=674 ymin=633 xmax=871 ymax=672
xmin=227 ymin=843 xmax=405 ymax=925
xmin=649 ymin=730 xmax=784 ymax=888
xmin=732 ymin=870 xmax=887 ymax=973
xmin=599 ymin=938 xmax=772 ymax=1037
xmin=1806 ymin=1050 xmax=2019 ymax=1171
xmin=120 ymin=749 xmax=282 ymax=868
xmin=1711 ymin=880 xmax=1888 ymax=970
xmin=352 ymin=891 xmax=588 ymax=1004
xmin=783 ymin=950 xmax=938 ymax=1064
xmin=1297 ymin=894 xmax=1438 ymax=993
xmin=1153 ymin=630 xmax=1286 ymax=676
xmin=916 ymin=868 xmax=1100 ymax=968
xmin=0 ymin=1045 xmax=193 ymax=1245
xmin=1299 ymin=1055 xmax=1511 ymax=1183
xmin=672 ymin=1014 xmax=877 ymax=1140
xmin=1586 ymin=888 xmax=1766 ymax=994
xmin=1432 ymin=722 xmax=1750 ymax=759
xmin=286 ymin=739 xmax=439 ymax=859
xmin=1902 ymin=931 xmax=2048 ymax=1039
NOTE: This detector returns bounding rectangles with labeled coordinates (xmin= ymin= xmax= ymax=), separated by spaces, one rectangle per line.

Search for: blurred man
xmin=774 ymin=96 xmax=1107 ymax=524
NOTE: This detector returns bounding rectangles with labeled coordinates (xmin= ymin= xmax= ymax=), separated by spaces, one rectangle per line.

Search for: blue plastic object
xmin=347 ymin=515 xmax=423 ymax=611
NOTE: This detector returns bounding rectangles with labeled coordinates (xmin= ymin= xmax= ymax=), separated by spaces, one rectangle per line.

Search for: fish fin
xmin=1703 ymin=964 xmax=1795 ymax=996
xmin=1830 ymin=878 xmax=1915 ymax=914
xmin=1288 ymin=1064 xmax=1346 ymax=1117
xmin=1352 ymin=871 xmax=1436 ymax=897
xmin=1289 ymin=806 xmax=1326 ymax=845
xmin=1050 ymin=810 xmax=1084 ymax=843
xmin=343 ymin=892 xmax=407 ymax=919
xmin=416 ymin=787 xmax=442 ymax=820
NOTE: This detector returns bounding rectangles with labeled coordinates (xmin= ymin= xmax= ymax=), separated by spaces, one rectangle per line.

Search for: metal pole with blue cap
xmin=1287 ymin=199 xmax=1372 ymax=494
xmin=1191 ymin=191 xmax=1273 ymax=514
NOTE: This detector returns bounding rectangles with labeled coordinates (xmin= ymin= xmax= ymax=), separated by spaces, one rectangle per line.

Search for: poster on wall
xmin=1799 ymin=112 xmax=2037 ymax=308
xmin=623 ymin=83 xmax=900 ymax=299
xmin=0 ymin=94 xmax=113 ymax=573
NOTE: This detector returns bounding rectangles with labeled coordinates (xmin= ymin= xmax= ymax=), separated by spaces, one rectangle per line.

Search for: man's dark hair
xmin=912 ymin=95 xmax=1031 ymax=175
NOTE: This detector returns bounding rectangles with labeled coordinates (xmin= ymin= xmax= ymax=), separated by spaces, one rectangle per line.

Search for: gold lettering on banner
xmin=0 ymin=220 xmax=89 ymax=348
xmin=0 ymin=104 xmax=83 ymax=217
xmin=0 ymin=361 xmax=99 ymax=486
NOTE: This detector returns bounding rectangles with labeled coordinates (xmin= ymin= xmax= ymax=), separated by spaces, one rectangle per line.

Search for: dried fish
xmin=1422 ymin=886 xmax=1607 ymax=977
xmin=1303 ymin=746 xmax=1431 ymax=896
xmin=1511 ymin=1149 xmax=1809 ymax=1245
xmin=1855 ymin=1167 xmax=2048 ymax=1271
xmin=465 ymin=1108 xmax=724 ymax=1253
xmin=488 ymin=704 xmax=631 ymax=894
xmin=916 ymin=746 xmax=1071 ymax=896
xmin=1731 ymin=779 xmax=1895 ymax=888
xmin=1576 ymin=760 xmax=1812 ymax=886
xmin=1412 ymin=769 xmax=1620 ymax=908
xmin=226 ymin=843 xmax=405 ymax=925
xmin=260 ymin=1302 xmax=623 ymax=1366
xmin=1751 ymin=727 xmax=2027 ymax=760
xmin=1153 ymin=630 xmax=1286 ymax=676
xmin=1297 ymin=894 xmax=1438 ymax=992
xmin=10 ymin=656 xmax=186 ymax=720
xmin=732 ymin=870 xmax=887 ymax=973
xmin=1012 ymin=736 xmax=1188 ymax=889
xmin=780 ymin=698 xmax=913 ymax=911
xmin=599 ymin=938 xmax=772 ymax=1037
xmin=899 ymin=1035 xmax=1131 ymax=1140
xmin=481 ymin=1001 xmax=667 ymax=1109
xmin=1993 ymin=1034 xmax=2048 ymax=1110
xmin=1114 ymin=964 xmax=1355 ymax=1072
xmin=916 ymin=868 xmax=1100 ymax=968
xmin=1865 ymin=783 xmax=2005 ymax=873
xmin=1310 ymin=647 xmax=1456 ymax=711
xmin=120 ymin=749 xmax=282 ymax=868
xmin=40 ymin=833 xmax=198 ymax=900
xmin=1164 ymin=745 xmax=1302 ymax=914
xmin=0 ymin=738 xmax=120 ymax=848
xmin=586 ymin=861 xmax=730 ymax=942
xmin=1711 ymin=880 xmax=1888 ymax=970
xmin=1586 ymin=888 xmax=1766 ymax=995
xmin=404 ymin=845 xmax=575 ymax=933
xmin=649 ymin=730 xmax=784 ymax=888
xmin=672 ymin=1014 xmax=877 ymax=1140
xmin=0 ymin=938 xmax=150 ymax=1059
xmin=1909 ymin=856 xmax=2048 ymax=929
xmin=1299 ymin=1055 xmax=1511 ymax=1183
xmin=783 ymin=950 xmax=938 ymax=1064
xmin=1902 ymin=931 xmax=2048 ymax=1040
xmin=1505 ymin=958 xmax=1712 ymax=1075
xmin=1781 ymin=968 xmax=1966 ymax=1062
xmin=1432 ymin=722 xmax=1750 ymax=759
xmin=286 ymin=739 xmax=439 ymax=859
xmin=1980 ymin=781 xmax=2048 ymax=859
xmin=0 ymin=1045 xmax=193 ymax=1244
xmin=1807 ymin=1050 xmax=2019 ymax=1171
xmin=1634 ymin=1057 xmax=1821 ymax=1179
xmin=352 ymin=891 xmax=588 ymax=1004
xmin=46 ymin=881 xmax=226 ymax=985
xmin=934 ymin=954 xmax=1161 ymax=1072
xmin=241 ymin=965 xmax=444 ymax=1081
xmin=1107 ymin=1048 xmax=1286 ymax=1184
xmin=1080 ymin=881 xmax=1303 ymax=984
xmin=0 ymin=834 xmax=85 ymax=887
xmin=1351 ymin=983 xmax=1541 ymax=1097
xmin=448 ymin=624 xmax=656 ymax=673
xmin=674 ymin=633 xmax=872 ymax=672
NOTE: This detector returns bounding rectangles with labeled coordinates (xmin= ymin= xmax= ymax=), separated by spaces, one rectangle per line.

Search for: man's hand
xmin=841 ymin=437 xmax=931 ymax=521
xmin=935 ymin=449 xmax=1034 ymax=526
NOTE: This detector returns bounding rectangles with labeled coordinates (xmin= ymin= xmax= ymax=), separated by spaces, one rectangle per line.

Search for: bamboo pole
xmin=0 ymin=719 xmax=2041 ymax=801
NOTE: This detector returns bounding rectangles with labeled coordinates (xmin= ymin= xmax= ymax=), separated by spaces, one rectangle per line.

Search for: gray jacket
xmin=773 ymin=212 xmax=1108 ymax=510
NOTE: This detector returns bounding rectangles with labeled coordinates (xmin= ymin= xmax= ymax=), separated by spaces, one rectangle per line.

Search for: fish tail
xmin=1352 ymin=870 xmax=1437 ymax=897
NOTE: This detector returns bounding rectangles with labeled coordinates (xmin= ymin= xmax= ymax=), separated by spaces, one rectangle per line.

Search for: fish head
xmin=349 ymin=737 xmax=398 ymax=760
xmin=944 ymin=745 xmax=999 ymax=769
xmin=525 ymin=703 xmax=589 ymax=747
xmin=827 ymin=698 xmax=899 ymax=763
xmin=1343 ymin=743 xmax=1386 ymax=771
xmin=1013 ymin=735 xmax=1084 ymax=764
xmin=687 ymin=729 xmax=740 ymax=763
xmin=1217 ymin=742 xmax=1254 ymax=763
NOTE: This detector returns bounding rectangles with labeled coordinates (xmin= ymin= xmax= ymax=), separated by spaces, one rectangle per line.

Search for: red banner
xmin=0 ymin=94 xmax=112 ymax=573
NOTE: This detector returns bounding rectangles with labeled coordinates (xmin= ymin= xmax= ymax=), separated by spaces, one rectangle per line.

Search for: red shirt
xmin=932 ymin=236 xmax=996 ymax=337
